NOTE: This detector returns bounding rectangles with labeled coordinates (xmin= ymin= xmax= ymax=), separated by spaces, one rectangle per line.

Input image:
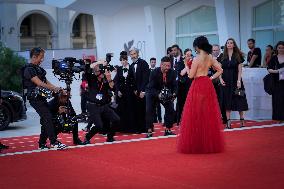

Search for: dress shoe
xmin=146 ymin=132 xmax=153 ymax=138
xmin=164 ymin=130 xmax=176 ymax=136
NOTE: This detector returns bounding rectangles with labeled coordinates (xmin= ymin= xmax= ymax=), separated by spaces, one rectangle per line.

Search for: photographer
xmin=47 ymin=90 xmax=83 ymax=145
xmin=82 ymin=60 xmax=120 ymax=144
xmin=22 ymin=47 xmax=67 ymax=150
xmin=145 ymin=56 xmax=177 ymax=138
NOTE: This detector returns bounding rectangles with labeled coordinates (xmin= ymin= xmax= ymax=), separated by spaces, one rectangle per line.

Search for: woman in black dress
xmin=114 ymin=52 xmax=136 ymax=132
xmin=220 ymin=38 xmax=248 ymax=129
xmin=267 ymin=41 xmax=284 ymax=123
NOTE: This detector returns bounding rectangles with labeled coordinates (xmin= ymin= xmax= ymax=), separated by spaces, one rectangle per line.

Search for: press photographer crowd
xmin=0 ymin=38 xmax=284 ymax=151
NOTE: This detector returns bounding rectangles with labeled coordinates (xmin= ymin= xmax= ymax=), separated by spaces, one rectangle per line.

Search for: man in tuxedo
xmin=129 ymin=48 xmax=150 ymax=133
xmin=145 ymin=56 xmax=177 ymax=138
xmin=172 ymin=44 xmax=190 ymax=125
xmin=149 ymin=57 xmax=162 ymax=123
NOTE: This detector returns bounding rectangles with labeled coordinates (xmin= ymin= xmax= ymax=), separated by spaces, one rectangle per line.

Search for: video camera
xmin=54 ymin=113 xmax=77 ymax=133
xmin=159 ymin=87 xmax=175 ymax=104
xmin=52 ymin=57 xmax=85 ymax=82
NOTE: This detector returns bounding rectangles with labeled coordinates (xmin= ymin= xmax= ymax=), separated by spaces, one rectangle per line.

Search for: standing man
xmin=145 ymin=56 xmax=177 ymax=137
xmin=211 ymin=44 xmax=227 ymax=123
xmin=129 ymin=48 xmax=150 ymax=133
xmin=22 ymin=47 xmax=67 ymax=149
xmin=149 ymin=57 xmax=162 ymax=123
xmin=247 ymin=38 xmax=262 ymax=68
xmin=172 ymin=44 xmax=190 ymax=125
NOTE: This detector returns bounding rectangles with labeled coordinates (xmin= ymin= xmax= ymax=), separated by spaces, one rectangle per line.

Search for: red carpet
xmin=0 ymin=120 xmax=278 ymax=154
xmin=0 ymin=121 xmax=284 ymax=189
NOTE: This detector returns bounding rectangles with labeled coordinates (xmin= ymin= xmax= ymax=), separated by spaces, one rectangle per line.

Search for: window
xmin=253 ymin=0 xmax=284 ymax=52
xmin=176 ymin=6 xmax=219 ymax=51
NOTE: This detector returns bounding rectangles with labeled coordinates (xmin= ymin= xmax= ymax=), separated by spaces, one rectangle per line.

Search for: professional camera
xmin=52 ymin=57 xmax=85 ymax=82
xmin=54 ymin=114 xmax=77 ymax=133
xmin=159 ymin=87 xmax=174 ymax=104
xmin=98 ymin=53 xmax=117 ymax=74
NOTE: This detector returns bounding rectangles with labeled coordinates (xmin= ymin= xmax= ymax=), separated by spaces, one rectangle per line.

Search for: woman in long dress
xmin=177 ymin=36 xmax=225 ymax=154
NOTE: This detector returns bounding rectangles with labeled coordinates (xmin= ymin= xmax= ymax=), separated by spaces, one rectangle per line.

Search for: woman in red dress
xmin=177 ymin=36 xmax=225 ymax=154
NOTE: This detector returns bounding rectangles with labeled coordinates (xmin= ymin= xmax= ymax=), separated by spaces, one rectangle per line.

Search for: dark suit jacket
xmin=114 ymin=66 xmax=135 ymax=95
xmin=130 ymin=58 xmax=150 ymax=94
xmin=146 ymin=68 xmax=177 ymax=96
xmin=173 ymin=57 xmax=189 ymax=83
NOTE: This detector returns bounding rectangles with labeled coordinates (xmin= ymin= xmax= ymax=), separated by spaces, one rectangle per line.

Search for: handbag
xmin=263 ymin=74 xmax=274 ymax=95
xmin=234 ymin=88 xmax=246 ymax=97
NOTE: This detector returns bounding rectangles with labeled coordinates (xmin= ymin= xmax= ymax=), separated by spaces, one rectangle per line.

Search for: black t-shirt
xmin=85 ymin=72 xmax=112 ymax=105
xmin=23 ymin=64 xmax=47 ymax=94
xmin=247 ymin=48 xmax=262 ymax=67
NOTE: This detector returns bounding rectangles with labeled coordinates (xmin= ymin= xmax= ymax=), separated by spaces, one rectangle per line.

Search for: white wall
xmin=94 ymin=5 xmax=168 ymax=66
xmin=240 ymin=0 xmax=268 ymax=53
xmin=165 ymin=0 xmax=215 ymax=48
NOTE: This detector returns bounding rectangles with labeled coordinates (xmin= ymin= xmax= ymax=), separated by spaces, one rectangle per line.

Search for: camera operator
xmin=22 ymin=47 xmax=67 ymax=150
xmin=47 ymin=90 xmax=83 ymax=145
xmin=82 ymin=60 xmax=120 ymax=144
xmin=145 ymin=56 xmax=177 ymax=138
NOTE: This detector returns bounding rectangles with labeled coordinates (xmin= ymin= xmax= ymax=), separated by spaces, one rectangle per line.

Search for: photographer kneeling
xmin=145 ymin=56 xmax=177 ymax=138
xmin=47 ymin=90 xmax=83 ymax=145
xmin=22 ymin=47 xmax=67 ymax=150
xmin=83 ymin=60 xmax=120 ymax=144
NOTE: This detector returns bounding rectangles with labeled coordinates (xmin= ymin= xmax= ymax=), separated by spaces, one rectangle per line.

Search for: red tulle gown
xmin=177 ymin=76 xmax=225 ymax=154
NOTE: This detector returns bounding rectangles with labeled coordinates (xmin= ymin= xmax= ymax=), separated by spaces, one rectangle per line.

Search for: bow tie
xmin=122 ymin=68 xmax=128 ymax=73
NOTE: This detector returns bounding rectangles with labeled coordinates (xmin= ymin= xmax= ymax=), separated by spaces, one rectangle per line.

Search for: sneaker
xmin=145 ymin=132 xmax=153 ymax=138
xmin=51 ymin=141 xmax=68 ymax=150
xmin=106 ymin=137 xmax=115 ymax=142
xmin=82 ymin=140 xmax=91 ymax=145
xmin=38 ymin=143 xmax=50 ymax=150
xmin=164 ymin=130 xmax=176 ymax=136
xmin=0 ymin=143 xmax=9 ymax=149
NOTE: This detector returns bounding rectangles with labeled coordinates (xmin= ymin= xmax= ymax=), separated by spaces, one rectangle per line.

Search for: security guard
xmin=22 ymin=47 xmax=67 ymax=150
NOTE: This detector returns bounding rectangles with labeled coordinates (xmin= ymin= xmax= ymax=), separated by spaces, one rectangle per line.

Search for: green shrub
xmin=0 ymin=43 xmax=26 ymax=93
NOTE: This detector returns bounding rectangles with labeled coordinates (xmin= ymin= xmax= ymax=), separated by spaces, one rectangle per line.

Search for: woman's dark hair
xmin=119 ymin=54 xmax=128 ymax=61
xmin=184 ymin=48 xmax=192 ymax=55
xmin=266 ymin=45 xmax=273 ymax=50
xmin=120 ymin=51 xmax=128 ymax=56
xmin=222 ymin=38 xmax=244 ymax=63
xmin=193 ymin=36 xmax=212 ymax=54
xmin=167 ymin=47 xmax=172 ymax=54
xmin=275 ymin=41 xmax=284 ymax=55
xmin=30 ymin=47 xmax=45 ymax=58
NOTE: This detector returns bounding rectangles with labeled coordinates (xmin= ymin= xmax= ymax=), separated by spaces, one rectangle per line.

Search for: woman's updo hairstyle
xmin=193 ymin=36 xmax=212 ymax=54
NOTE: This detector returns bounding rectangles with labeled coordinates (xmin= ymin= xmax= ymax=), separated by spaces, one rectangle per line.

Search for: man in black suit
xmin=145 ymin=56 xmax=177 ymax=138
xmin=149 ymin=57 xmax=162 ymax=123
xmin=172 ymin=44 xmax=190 ymax=125
xmin=129 ymin=48 xmax=150 ymax=133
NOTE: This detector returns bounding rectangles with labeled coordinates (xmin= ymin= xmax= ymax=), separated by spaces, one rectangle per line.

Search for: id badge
xmin=96 ymin=93 xmax=103 ymax=100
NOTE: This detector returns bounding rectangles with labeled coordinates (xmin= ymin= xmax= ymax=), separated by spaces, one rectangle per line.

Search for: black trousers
xmin=146 ymin=93 xmax=175 ymax=130
xmin=176 ymin=81 xmax=190 ymax=125
xmin=81 ymin=92 xmax=87 ymax=113
xmin=213 ymin=82 xmax=227 ymax=122
xmin=29 ymin=98 xmax=57 ymax=144
xmin=135 ymin=97 xmax=146 ymax=133
xmin=86 ymin=103 xmax=120 ymax=141
xmin=153 ymin=103 xmax=162 ymax=122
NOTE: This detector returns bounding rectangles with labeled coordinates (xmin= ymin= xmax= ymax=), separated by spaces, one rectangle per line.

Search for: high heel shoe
xmin=240 ymin=118 xmax=245 ymax=128
xmin=225 ymin=119 xmax=232 ymax=129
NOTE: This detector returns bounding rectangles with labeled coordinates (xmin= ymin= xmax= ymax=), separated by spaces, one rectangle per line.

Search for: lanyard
xmin=163 ymin=73 xmax=167 ymax=83
xmin=97 ymin=81 xmax=103 ymax=92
